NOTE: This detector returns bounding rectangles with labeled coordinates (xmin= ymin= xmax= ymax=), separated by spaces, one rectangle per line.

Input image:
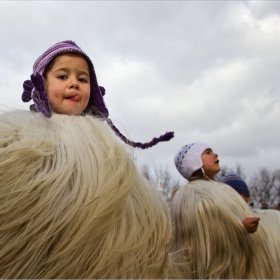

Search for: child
xmin=174 ymin=142 xmax=259 ymax=233
xmin=0 ymin=40 xmax=172 ymax=278
xmin=220 ymin=173 xmax=264 ymax=233
xmin=220 ymin=172 xmax=251 ymax=203
xmin=22 ymin=40 xmax=174 ymax=148
xmin=170 ymin=142 xmax=277 ymax=279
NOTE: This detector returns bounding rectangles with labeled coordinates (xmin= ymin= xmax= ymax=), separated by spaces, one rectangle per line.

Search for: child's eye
xmin=58 ymin=75 xmax=67 ymax=80
xmin=78 ymin=77 xmax=88 ymax=83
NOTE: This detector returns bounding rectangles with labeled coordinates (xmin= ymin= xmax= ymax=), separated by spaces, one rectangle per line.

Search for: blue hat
xmin=220 ymin=172 xmax=250 ymax=197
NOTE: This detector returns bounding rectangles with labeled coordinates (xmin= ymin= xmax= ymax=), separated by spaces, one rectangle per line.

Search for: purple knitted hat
xmin=22 ymin=40 xmax=108 ymax=118
xmin=22 ymin=40 xmax=174 ymax=149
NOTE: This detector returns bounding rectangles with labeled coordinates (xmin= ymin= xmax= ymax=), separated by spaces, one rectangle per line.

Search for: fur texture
xmin=170 ymin=180 xmax=279 ymax=279
xmin=253 ymin=209 xmax=280 ymax=270
xmin=0 ymin=110 xmax=171 ymax=279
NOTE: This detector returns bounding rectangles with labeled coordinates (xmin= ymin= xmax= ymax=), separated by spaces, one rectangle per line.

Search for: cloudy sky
xmin=1 ymin=1 xmax=279 ymax=184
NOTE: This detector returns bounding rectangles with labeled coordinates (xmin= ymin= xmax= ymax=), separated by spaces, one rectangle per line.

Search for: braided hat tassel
xmin=106 ymin=119 xmax=174 ymax=149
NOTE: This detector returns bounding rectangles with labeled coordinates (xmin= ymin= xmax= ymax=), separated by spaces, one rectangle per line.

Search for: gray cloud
xmin=0 ymin=1 xmax=279 ymax=182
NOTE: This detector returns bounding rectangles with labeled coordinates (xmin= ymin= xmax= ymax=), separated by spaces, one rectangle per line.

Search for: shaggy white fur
xmin=0 ymin=110 xmax=171 ymax=279
xmin=253 ymin=209 xmax=280 ymax=272
xmin=170 ymin=179 xmax=279 ymax=279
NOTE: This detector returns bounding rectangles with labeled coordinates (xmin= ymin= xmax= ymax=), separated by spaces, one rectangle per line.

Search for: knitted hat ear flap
xmin=106 ymin=119 xmax=174 ymax=149
xmin=84 ymin=86 xmax=108 ymax=118
xmin=22 ymin=73 xmax=52 ymax=118
xmin=200 ymin=167 xmax=212 ymax=180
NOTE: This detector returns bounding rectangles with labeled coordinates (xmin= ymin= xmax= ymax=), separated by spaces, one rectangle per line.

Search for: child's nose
xmin=69 ymin=78 xmax=79 ymax=88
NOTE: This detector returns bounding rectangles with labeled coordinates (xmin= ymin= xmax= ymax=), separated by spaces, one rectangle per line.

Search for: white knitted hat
xmin=174 ymin=142 xmax=210 ymax=180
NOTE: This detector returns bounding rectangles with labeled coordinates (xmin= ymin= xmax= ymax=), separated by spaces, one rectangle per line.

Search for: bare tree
xmin=140 ymin=164 xmax=182 ymax=205
xmin=142 ymin=161 xmax=280 ymax=210
xmin=217 ymin=162 xmax=246 ymax=180
xmin=218 ymin=165 xmax=229 ymax=178
xmin=141 ymin=164 xmax=152 ymax=181
xmin=235 ymin=163 xmax=247 ymax=180
xmin=274 ymin=169 xmax=280 ymax=200
xmin=249 ymin=168 xmax=280 ymax=209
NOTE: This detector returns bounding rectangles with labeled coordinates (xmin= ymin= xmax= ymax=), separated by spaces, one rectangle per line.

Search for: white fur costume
xmin=0 ymin=110 xmax=171 ymax=279
xmin=170 ymin=179 xmax=279 ymax=279
xmin=253 ymin=209 xmax=280 ymax=268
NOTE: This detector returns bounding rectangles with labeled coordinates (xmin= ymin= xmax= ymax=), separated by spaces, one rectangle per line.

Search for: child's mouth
xmin=65 ymin=95 xmax=80 ymax=102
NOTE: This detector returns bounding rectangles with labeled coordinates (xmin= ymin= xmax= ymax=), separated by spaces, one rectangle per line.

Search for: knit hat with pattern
xmin=22 ymin=40 xmax=174 ymax=149
xmin=174 ymin=142 xmax=210 ymax=180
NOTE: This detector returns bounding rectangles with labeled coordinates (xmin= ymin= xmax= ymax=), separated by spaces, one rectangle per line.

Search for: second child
xmin=170 ymin=142 xmax=277 ymax=279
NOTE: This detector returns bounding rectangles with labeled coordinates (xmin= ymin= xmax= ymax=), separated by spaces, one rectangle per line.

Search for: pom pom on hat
xmin=174 ymin=142 xmax=210 ymax=180
xmin=220 ymin=172 xmax=250 ymax=197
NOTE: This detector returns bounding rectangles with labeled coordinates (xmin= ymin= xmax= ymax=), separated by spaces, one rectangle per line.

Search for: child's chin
xmin=53 ymin=108 xmax=83 ymax=115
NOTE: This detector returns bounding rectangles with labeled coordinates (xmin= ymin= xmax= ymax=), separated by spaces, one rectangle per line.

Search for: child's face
xmin=240 ymin=193 xmax=250 ymax=203
xmin=45 ymin=53 xmax=90 ymax=115
xmin=201 ymin=148 xmax=220 ymax=179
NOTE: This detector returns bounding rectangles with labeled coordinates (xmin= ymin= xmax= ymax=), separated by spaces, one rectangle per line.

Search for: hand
xmin=242 ymin=217 xmax=260 ymax=234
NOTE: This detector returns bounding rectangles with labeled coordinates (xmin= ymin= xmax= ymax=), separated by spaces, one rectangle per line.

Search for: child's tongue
xmin=67 ymin=95 xmax=79 ymax=101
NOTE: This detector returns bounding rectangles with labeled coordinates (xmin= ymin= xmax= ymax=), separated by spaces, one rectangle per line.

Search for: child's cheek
xmin=48 ymin=85 xmax=64 ymax=99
